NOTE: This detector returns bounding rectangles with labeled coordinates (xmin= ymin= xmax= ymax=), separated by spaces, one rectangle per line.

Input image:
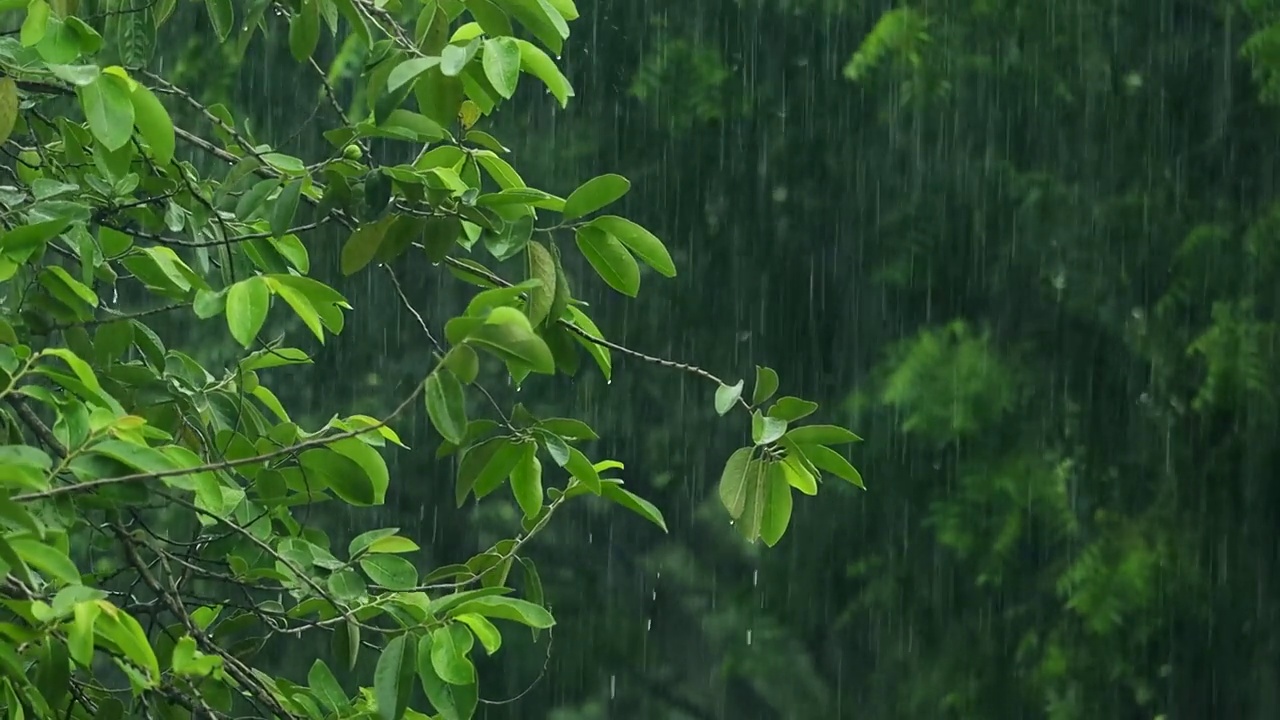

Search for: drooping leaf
xmin=482 ymin=37 xmax=520 ymax=98
xmin=78 ymin=74 xmax=135 ymax=151
xmin=129 ymin=85 xmax=174 ymax=165
xmin=225 ymin=276 xmax=270 ymax=349
xmin=574 ymin=225 xmax=639 ymax=297
xmin=508 ymin=442 xmax=542 ymax=518
xmin=715 ymin=380 xmax=744 ymax=415
xmin=425 ymin=368 xmax=468 ymax=445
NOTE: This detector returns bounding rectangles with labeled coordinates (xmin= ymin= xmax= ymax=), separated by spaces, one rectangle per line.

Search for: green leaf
xmin=308 ymin=659 xmax=348 ymax=713
xmin=130 ymin=85 xmax=174 ymax=165
xmin=95 ymin=604 xmax=160 ymax=682
xmin=509 ymin=442 xmax=542 ymax=518
xmin=373 ymin=634 xmax=414 ymax=720
xmin=329 ymin=436 xmax=390 ymax=505
xmin=430 ymin=624 xmax=476 ymax=685
xmin=785 ymin=425 xmax=862 ymax=445
xmin=389 ymin=57 xmax=443 ymax=94
xmin=341 ymin=217 xmax=392 ymax=275
xmin=525 ymin=240 xmax=556 ymax=327
xmin=466 ymin=306 xmax=555 ymax=374
xmin=574 ymin=225 xmax=639 ymax=297
xmin=800 ymin=444 xmax=864 ymax=488
xmin=454 ymin=614 xmax=502 ymax=655
xmin=752 ymin=365 xmax=779 ymax=406
xmin=447 ymin=595 xmax=555 ymax=629
xmin=515 ymin=38 xmax=573 ymax=107
xmin=78 ymin=74 xmax=135 ymax=151
xmin=416 ymin=633 xmax=478 ymax=720
xmin=497 ymin=0 xmax=568 ymax=53
xmin=768 ymin=396 xmax=819 ymax=422
xmin=587 ymin=215 xmax=676 ymax=278
xmin=456 ymin=437 xmax=522 ymax=506
xmin=563 ymin=174 xmax=630 ymax=221
xmin=9 ymin=537 xmax=80 ymax=585
xmin=481 ymin=37 xmax=520 ymax=98
xmin=270 ymin=178 xmax=303 ymax=238
xmin=204 ymin=0 xmax=234 ymax=42
xmin=442 ymin=38 xmax=481 ymax=77
xmin=0 ymin=219 xmax=71 ymax=258
xmin=21 ymin=0 xmax=49 ymax=47
xmin=0 ymin=78 xmax=19 ymax=146
xmin=225 ymin=276 xmax=271 ymax=349
xmin=466 ymin=0 xmax=514 ymax=35
xmin=424 ymin=369 xmax=468 ymax=445
xmin=751 ymin=411 xmax=787 ymax=445
xmin=601 ymin=483 xmax=668 ymax=532
xmin=289 ymin=0 xmax=321 ymax=61
xmin=780 ymin=453 xmax=818 ymax=496
xmin=360 ymin=554 xmax=419 ymax=591
xmin=715 ymin=380 xmax=744 ymax=415
xmin=717 ymin=446 xmax=757 ymax=519
xmin=565 ymin=305 xmax=610 ymax=380
xmin=366 ymin=535 xmax=421 ymax=554
xmin=758 ymin=463 xmax=793 ymax=546
xmin=563 ymin=445 xmax=601 ymax=494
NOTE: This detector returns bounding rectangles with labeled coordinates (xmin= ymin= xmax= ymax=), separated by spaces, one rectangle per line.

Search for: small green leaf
xmin=587 ymin=215 xmax=676 ymax=278
xmin=365 ymin=536 xmax=421 ymax=555
xmin=78 ymin=74 xmax=135 ymax=151
xmin=389 ymin=57 xmax=443 ymax=94
xmin=130 ymin=85 xmax=174 ymax=165
xmin=359 ymin=554 xmax=419 ymax=591
xmin=601 ymin=483 xmax=668 ymax=532
xmin=467 ymin=306 xmax=555 ymax=374
xmin=225 ymin=276 xmax=270 ymax=349
xmin=447 ymin=595 xmax=555 ymax=628
xmin=575 ymin=225 xmax=639 ymax=297
xmin=718 ymin=446 xmax=757 ymax=519
xmin=373 ymin=634 xmax=414 ymax=720
xmin=751 ymin=411 xmax=787 ymax=446
xmin=289 ymin=0 xmax=321 ymax=61
xmin=0 ymin=78 xmax=20 ymax=146
xmin=341 ymin=217 xmax=392 ymax=276
xmin=455 ymin=614 xmax=502 ymax=655
xmin=424 ymin=368 xmax=468 ymax=445
xmin=715 ymin=380 xmax=744 ymax=415
xmin=800 ymin=444 xmax=864 ymax=488
xmin=525 ymin=240 xmax=556 ymax=327
xmin=9 ymin=537 xmax=80 ymax=586
xmin=509 ymin=442 xmax=542 ymax=518
xmin=270 ymin=178 xmax=303 ymax=238
xmin=308 ymin=659 xmax=347 ymax=713
xmin=563 ymin=446 xmax=601 ymax=494
xmin=758 ymin=463 xmax=793 ymax=546
xmin=768 ymin=396 xmax=819 ymax=422
xmin=752 ymin=365 xmax=779 ymax=406
xmin=204 ymin=0 xmax=234 ymax=41
xmin=430 ymin=624 xmax=476 ymax=685
xmin=563 ymin=174 xmax=630 ymax=221
xmin=785 ymin=425 xmax=862 ymax=445
xmin=482 ymin=36 xmax=521 ymax=98
xmin=515 ymin=38 xmax=573 ymax=107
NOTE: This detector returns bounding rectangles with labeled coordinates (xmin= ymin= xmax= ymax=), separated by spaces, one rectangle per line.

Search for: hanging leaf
xmin=482 ymin=37 xmax=521 ymax=98
xmin=289 ymin=0 xmax=321 ymax=61
xmin=574 ymin=225 xmax=639 ymax=297
xmin=78 ymin=74 xmax=135 ymax=151
xmin=224 ymin=276 xmax=270 ymax=349
xmin=0 ymin=78 xmax=18 ymax=146
xmin=714 ymin=380 xmax=744 ymax=415
xmin=129 ymin=85 xmax=174 ymax=165
xmin=424 ymin=368 xmax=469 ymax=445
xmin=204 ymin=0 xmax=234 ymax=42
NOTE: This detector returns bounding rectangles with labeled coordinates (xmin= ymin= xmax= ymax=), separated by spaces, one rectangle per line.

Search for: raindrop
xmin=609 ymin=675 xmax=615 ymax=700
